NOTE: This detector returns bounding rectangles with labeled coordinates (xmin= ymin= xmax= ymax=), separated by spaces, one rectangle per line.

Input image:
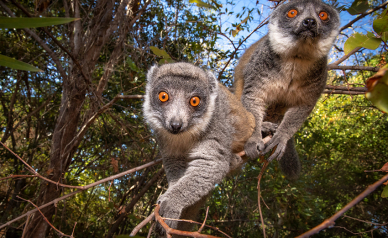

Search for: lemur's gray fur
xmin=234 ymin=0 xmax=340 ymax=180
xmin=143 ymin=63 xmax=275 ymax=236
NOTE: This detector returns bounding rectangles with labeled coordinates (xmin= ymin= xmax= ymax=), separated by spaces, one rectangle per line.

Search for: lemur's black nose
xmin=170 ymin=121 xmax=182 ymax=134
xmin=302 ymin=18 xmax=317 ymax=28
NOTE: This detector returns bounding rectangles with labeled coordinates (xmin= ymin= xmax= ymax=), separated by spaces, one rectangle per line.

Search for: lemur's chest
xmin=265 ymin=59 xmax=314 ymax=105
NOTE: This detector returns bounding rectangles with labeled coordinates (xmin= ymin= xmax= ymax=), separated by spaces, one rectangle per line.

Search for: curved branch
xmin=296 ymin=173 xmax=388 ymax=238
xmin=154 ymin=205 xmax=222 ymax=238
xmin=0 ymin=158 xmax=163 ymax=229
xmin=340 ymin=1 xmax=388 ymax=32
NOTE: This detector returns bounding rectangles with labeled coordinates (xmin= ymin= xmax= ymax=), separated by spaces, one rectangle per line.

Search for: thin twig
xmin=155 ymin=205 xmax=222 ymax=238
xmin=296 ymin=173 xmax=388 ymax=238
xmin=340 ymin=1 xmax=388 ymax=32
xmin=21 ymin=215 xmax=31 ymax=238
xmin=257 ymin=160 xmax=270 ymax=238
xmin=130 ymin=213 xmax=155 ymax=236
xmin=16 ymin=196 xmax=74 ymax=238
xmin=328 ymin=47 xmax=362 ymax=67
xmin=198 ymin=207 xmax=209 ymax=233
xmin=0 ymin=158 xmax=163 ymax=229
xmin=0 ymin=175 xmax=37 ymax=182
xmin=147 ymin=222 xmax=155 ymax=238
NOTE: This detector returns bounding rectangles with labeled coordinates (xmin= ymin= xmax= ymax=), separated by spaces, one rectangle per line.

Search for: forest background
xmin=0 ymin=0 xmax=388 ymax=237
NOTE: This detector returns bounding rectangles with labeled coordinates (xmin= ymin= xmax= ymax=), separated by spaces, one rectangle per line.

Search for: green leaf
xmin=344 ymin=32 xmax=381 ymax=55
xmin=382 ymin=185 xmax=388 ymax=198
xmin=373 ymin=17 xmax=388 ymax=35
xmin=232 ymin=14 xmax=249 ymax=37
xmin=0 ymin=17 xmax=80 ymax=29
xmin=347 ymin=0 xmax=369 ymax=15
xmin=149 ymin=46 xmax=171 ymax=59
xmin=0 ymin=54 xmax=42 ymax=72
xmin=241 ymin=15 xmax=249 ymax=24
xmin=126 ymin=58 xmax=139 ymax=72
xmin=189 ymin=0 xmax=213 ymax=9
xmin=382 ymin=32 xmax=388 ymax=42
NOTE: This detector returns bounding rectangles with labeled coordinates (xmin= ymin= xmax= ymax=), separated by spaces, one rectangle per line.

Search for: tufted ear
xmin=146 ymin=65 xmax=159 ymax=83
xmin=206 ymin=71 xmax=219 ymax=94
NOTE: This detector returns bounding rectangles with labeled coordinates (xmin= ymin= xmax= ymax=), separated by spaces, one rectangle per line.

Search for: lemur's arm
xmin=156 ymin=140 xmax=235 ymax=234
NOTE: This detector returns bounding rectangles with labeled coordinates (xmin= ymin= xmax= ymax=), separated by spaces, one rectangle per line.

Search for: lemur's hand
xmin=263 ymin=131 xmax=288 ymax=162
xmin=261 ymin=122 xmax=278 ymax=137
xmin=155 ymin=195 xmax=182 ymax=236
xmin=244 ymin=135 xmax=265 ymax=159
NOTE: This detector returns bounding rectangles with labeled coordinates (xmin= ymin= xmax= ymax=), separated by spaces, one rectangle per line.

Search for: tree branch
xmin=327 ymin=65 xmax=380 ymax=72
xmin=296 ymin=173 xmax=388 ymax=238
xmin=16 ymin=196 xmax=75 ymax=238
xmin=154 ymin=205 xmax=223 ymax=238
xmin=340 ymin=1 xmax=388 ymax=32
xmin=328 ymin=47 xmax=362 ymax=67
xmin=0 ymin=158 xmax=163 ymax=229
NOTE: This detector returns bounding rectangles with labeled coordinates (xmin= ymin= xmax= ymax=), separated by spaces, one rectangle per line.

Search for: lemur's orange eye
xmin=158 ymin=92 xmax=169 ymax=102
xmin=190 ymin=96 xmax=200 ymax=107
xmin=287 ymin=9 xmax=298 ymax=18
xmin=319 ymin=11 xmax=328 ymax=21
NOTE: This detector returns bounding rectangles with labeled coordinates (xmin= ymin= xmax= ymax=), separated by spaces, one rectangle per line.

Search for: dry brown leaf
xmin=110 ymin=158 xmax=119 ymax=173
xmin=381 ymin=162 xmax=388 ymax=171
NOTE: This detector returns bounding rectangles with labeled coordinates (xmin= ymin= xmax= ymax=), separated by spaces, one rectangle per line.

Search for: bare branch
xmin=328 ymin=47 xmax=362 ymax=67
xmin=155 ymin=205 xmax=223 ymax=238
xmin=327 ymin=65 xmax=380 ymax=72
xmin=198 ymin=207 xmax=210 ymax=233
xmin=130 ymin=213 xmax=155 ymax=236
xmin=0 ymin=158 xmax=163 ymax=229
xmin=296 ymin=173 xmax=388 ymax=238
xmin=61 ymin=94 xmax=143 ymax=159
xmin=322 ymin=90 xmax=365 ymax=95
xmin=16 ymin=196 xmax=74 ymax=238
xmin=0 ymin=175 xmax=37 ymax=182
xmin=340 ymin=1 xmax=388 ymax=32
xmin=1 ymin=92 xmax=56 ymax=143
xmin=325 ymin=85 xmax=367 ymax=92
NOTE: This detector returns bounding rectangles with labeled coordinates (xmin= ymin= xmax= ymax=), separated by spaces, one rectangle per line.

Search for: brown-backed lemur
xmin=234 ymin=0 xmax=340 ymax=180
xmin=143 ymin=62 xmax=276 ymax=236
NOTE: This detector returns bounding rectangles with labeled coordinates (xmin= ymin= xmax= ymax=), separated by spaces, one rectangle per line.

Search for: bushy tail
xmin=278 ymin=138 xmax=301 ymax=180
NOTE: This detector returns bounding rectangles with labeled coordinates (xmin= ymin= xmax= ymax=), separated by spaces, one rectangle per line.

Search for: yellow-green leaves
xmin=373 ymin=16 xmax=388 ymax=42
xmin=149 ymin=46 xmax=174 ymax=64
xmin=347 ymin=0 xmax=369 ymax=15
xmin=232 ymin=14 xmax=249 ymax=37
xmin=344 ymin=6 xmax=388 ymax=55
xmin=0 ymin=17 xmax=79 ymax=29
xmin=189 ymin=0 xmax=213 ymax=9
xmin=344 ymin=32 xmax=381 ymax=55
xmin=366 ymin=67 xmax=388 ymax=113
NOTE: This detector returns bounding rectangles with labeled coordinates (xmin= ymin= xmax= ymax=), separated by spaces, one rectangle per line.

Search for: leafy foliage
xmin=0 ymin=0 xmax=387 ymax=237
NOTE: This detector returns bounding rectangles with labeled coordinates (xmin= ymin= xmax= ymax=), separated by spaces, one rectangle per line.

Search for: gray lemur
xmin=143 ymin=62 xmax=276 ymax=235
xmin=234 ymin=0 xmax=340 ymax=179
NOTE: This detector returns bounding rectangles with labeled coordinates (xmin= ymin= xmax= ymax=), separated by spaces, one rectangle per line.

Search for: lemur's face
xmin=272 ymin=0 xmax=339 ymax=41
xmin=268 ymin=0 xmax=340 ymax=58
xmin=149 ymin=76 xmax=210 ymax=134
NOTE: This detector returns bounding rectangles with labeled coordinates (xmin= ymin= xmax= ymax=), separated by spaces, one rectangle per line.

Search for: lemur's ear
xmin=206 ymin=71 xmax=219 ymax=94
xmin=146 ymin=65 xmax=159 ymax=83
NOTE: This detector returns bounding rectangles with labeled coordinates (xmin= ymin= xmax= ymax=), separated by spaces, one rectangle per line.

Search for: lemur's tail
xmin=278 ymin=138 xmax=301 ymax=181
